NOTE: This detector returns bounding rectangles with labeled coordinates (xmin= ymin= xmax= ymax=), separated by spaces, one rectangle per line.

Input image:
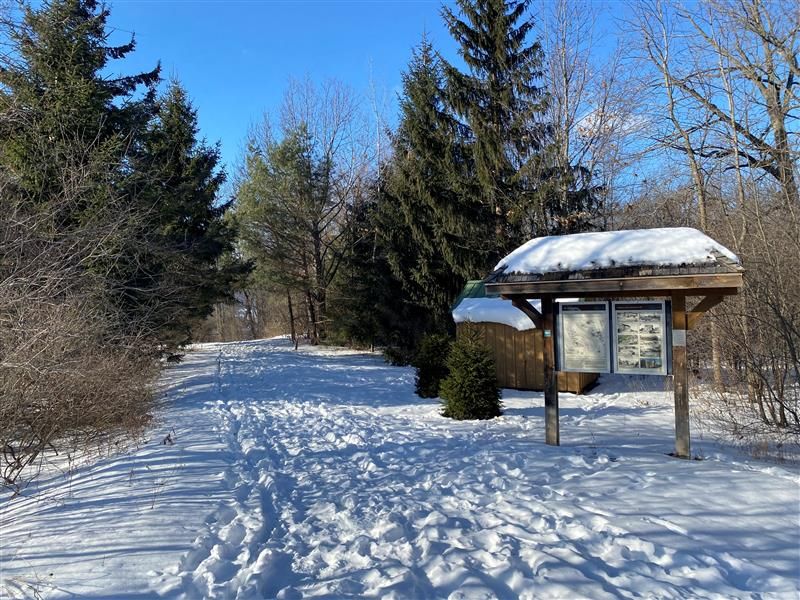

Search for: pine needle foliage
xmin=130 ymin=82 xmax=244 ymax=347
xmin=385 ymin=37 xmax=485 ymax=325
xmin=0 ymin=0 xmax=160 ymax=213
xmin=440 ymin=325 xmax=502 ymax=420
xmin=441 ymin=0 xmax=551 ymax=256
xmin=327 ymin=193 xmax=431 ymax=354
xmin=413 ymin=333 xmax=453 ymax=398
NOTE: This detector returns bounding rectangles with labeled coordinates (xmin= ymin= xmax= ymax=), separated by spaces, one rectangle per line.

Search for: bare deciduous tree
xmin=235 ymin=79 xmax=372 ymax=344
xmin=540 ymin=0 xmax=641 ymax=228
xmin=0 ymin=134 xmax=158 ymax=490
xmin=629 ymin=0 xmax=799 ymax=444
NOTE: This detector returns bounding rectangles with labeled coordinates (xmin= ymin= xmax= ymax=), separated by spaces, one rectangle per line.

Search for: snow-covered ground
xmin=2 ymin=338 xmax=798 ymax=599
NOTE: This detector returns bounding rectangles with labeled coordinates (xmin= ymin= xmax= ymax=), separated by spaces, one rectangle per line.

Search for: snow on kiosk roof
xmin=495 ymin=227 xmax=739 ymax=275
xmin=485 ymin=227 xmax=743 ymax=298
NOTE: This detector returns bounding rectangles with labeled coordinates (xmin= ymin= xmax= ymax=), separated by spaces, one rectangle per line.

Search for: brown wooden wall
xmin=456 ymin=322 xmax=597 ymax=394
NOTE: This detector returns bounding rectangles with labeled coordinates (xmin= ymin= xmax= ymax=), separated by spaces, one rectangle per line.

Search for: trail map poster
xmin=558 ymin=303 xmax=610 ymax=373
xmin=613 ymin=302 xmax=667 ymax=375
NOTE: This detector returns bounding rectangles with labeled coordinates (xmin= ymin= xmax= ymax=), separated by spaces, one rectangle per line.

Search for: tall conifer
xmin=0 ymin=0 xmax=160 ymax=215
xmin=441 ymin=0 xmax=550 ymax=256
xmin=132 ymin=83 xmax=243 ymax=346
xmin=327 ymin=192 xmax=430 ymax=354
xmin=386 ymin=38 xmax=488 ymax=327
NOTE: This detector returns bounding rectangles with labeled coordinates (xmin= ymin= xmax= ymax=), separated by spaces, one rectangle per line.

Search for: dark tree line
xmin=340 ymin=0 xmax=601 ymax=356
xmin=0 ymin=0 xmax=244 ymax=487
xmin=234 ymin=0 xmax=602 ymax=358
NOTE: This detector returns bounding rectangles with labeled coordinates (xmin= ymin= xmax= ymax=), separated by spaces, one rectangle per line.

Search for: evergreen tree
xmin=327 ymin=185 xmax=437 ymax=360
xmin=0 ymin=0 xmax=160 ymax=216
xmin=413 ymin=333 xmax=452 ymax=398
xmin=131 ymin=82 xmax=245 ymax=347
xmin=236 ymin=125 xmax=328 ymax=342
xmin=386 ymin=37 xmax=490 ymax=318
xmin=441 ymin=0 xmax=550 ymax=255
xmin=440 ymin=325 xmax=502 ymax=420
xmin=0 ymin=0 xmax=164 ymax=482
xmin=329 ymin=194 xmax=405 ymax=349
xmin=0 ymin=2 xmax=238 ymax=349
xmin=0 ymin=0 xmax=163 ymax=343
xmin=326 ymin=195 xmax=384 ymax=348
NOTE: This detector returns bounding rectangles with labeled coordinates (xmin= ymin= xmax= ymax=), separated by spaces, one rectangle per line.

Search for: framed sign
xmin=558 ymin=302 xmax=611 ymax=373
xmin=613 ymin=301 xmax=667 ymax=375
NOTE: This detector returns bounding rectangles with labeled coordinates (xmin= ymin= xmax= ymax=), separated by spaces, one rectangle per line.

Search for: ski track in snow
xmin=2 ymin=337 xmax=799 ymax=599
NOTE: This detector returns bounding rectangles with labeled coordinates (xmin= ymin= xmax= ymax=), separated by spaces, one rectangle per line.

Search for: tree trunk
xmin=305 ymin=289 xmax=318 ymax=345
xmin=312 ymin=221 xmax=327 ymax=342
xmin=287 ymin=288 xmax=297 ymax=350
xmin=242 ymin=290 xmax=258 ymax=340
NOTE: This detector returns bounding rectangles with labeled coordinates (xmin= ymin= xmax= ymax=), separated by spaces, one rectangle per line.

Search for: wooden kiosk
xmin=484 ymin=228 xmax=744 ymax=458
xmin=451 ymin=281 xmax=598 ymax=394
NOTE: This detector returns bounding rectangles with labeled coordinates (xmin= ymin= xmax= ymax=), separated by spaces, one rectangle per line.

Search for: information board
xmin=558 ymin=302 xmax=611 ymax=373
xmin=613 ymin=301 xmax=667 ymax=375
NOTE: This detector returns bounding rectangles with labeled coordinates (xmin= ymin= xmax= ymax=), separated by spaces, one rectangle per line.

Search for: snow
xmin=495 ymin=227 xmax=740 ymax=275
xmin=452 ymin=298 xmax=540 ymax=330
xmin=452 ymin=298 xmax=580 ymax=329
xmin=2 ymin=338 xmax=798 ymax=599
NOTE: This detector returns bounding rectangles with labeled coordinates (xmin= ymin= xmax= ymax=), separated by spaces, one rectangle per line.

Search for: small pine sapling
xmin=440 ymin=325 xmax=502 ymax=420
xmin=413 ymin=333 xmax=453 ymax=398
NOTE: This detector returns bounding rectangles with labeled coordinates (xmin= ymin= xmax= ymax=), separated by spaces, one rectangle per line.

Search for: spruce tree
xmin=440 ymin=325 xmax=502 ymax=420
xmin=413 ymin=333 xmax=452 ymax=398
xmin=328 ymin=194 xmax=412 ymax=351
xmin=373 ymin=182 xmax=448 ymax=344
xmin=0 ymin=0 xmax=160 ymax=215
xmin=441 ymin=0 xmax=550 ymax=255
xmin=0 ymin=0 xmax=163 ymax=342
xmin=132 ymin=82 xmax=244 ymax=346
xmin=385 ymin=37 xmax=488 ymax=329
xmin=323 ymin=165 xmax=450 ymax=361
xmin=387 ymin=38 xmax=491 ymax=296
xmin=0 ymin=0 xmax=165 ymax=479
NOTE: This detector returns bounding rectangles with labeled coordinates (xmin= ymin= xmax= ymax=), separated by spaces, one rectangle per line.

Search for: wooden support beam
xmin=504 ymin=295 xmax=543 ymax=329
xmin=542 ymin=296 xmax=559 ymax=446
xmin=687 ymin=295 xmax=724 ymax=330
xmin=671 ymin=294 xmax=690 ymax=458
xmin=486 ymin=272 xmax=743 ymax=297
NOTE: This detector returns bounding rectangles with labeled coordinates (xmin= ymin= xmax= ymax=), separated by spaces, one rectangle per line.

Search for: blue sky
xmin=108 ymin=0 xmax=464 ymax=173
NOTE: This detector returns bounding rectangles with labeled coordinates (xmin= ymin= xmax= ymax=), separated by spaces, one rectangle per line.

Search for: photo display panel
xmin=613 ymin=301 xmax=667 ymax=375
xmin=558 ymin=302 xmax=611 ymax=373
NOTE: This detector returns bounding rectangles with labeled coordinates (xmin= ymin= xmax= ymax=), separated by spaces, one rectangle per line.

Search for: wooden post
xmin=542 ymin=295 xmax=559 ymax=446
xmin=671 ymin=294 xmax=690 ymax=458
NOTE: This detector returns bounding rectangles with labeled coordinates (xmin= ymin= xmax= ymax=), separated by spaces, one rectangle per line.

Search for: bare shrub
xmin=714 ymin=199 xmax=799 ymax=439
xmin=0 ymin=295 xmax=157 ymax=487
xmin=0 ymin=142 xmax=159 ymax=491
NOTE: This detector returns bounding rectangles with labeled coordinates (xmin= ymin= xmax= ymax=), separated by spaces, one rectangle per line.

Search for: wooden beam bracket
xmin=687 ymin=295 xmax=724 ymax=330
xmin=504 ymin=295 xmax=543 ymax=329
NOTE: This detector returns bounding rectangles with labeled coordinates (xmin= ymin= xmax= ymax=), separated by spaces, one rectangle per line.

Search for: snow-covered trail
xmin=163 ymin=339 xmax=800 ymax=599
xmin=2 ymin=338 xmax=799 ymax=599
